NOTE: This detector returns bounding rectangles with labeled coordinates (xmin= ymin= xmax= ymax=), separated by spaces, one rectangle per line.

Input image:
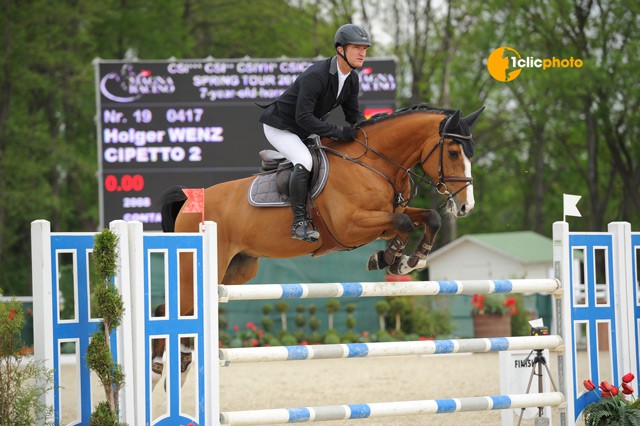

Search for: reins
xmin=316 ymin=115 xmax=473 ymax=209
xmin=317 ymin=129 xmax=416 ymax=208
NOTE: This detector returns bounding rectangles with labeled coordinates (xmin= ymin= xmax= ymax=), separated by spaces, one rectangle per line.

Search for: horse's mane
xmin=358 ymin=104 xmax=456 ymax=128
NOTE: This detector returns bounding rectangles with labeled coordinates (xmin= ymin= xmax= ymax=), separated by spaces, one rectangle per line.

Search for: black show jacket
xmin=259 ymin=56 xmax=365 ymax=140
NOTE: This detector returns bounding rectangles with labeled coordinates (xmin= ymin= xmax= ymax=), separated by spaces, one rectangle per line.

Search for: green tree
xmin=0 ymin=300 xmax=53 ymax=424
xmin=375 ymin=300 xmax=390 ymax=331
xmin=86 ymin=229 xmax=124 ymax=424
xmin=261 ymin=304 xmax=274 ymax=332
xmin=389 ymin=297 xmax=411 ymax=332
xmin=0 ymin=0 xmax=100 ymax=295
xmin=275 ymin=301 xmax=290 ymax=331
xmin=295 ymin=304 xmax=306 ymax=332
xmin=325 ymin=299 xmax=340 ymax=330
xmin=345 ymin=303 xmax=356 ymax=330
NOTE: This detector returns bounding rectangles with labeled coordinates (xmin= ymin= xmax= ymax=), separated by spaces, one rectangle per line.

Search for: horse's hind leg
xmin=368 ymin=209 xmax=441 ymax=275
xmin=222 ymin=253 xmax=260 ymax=284
xmin=367 ymin=213 xmax=413 ymax=272
xmin=367 ymin=235 xmax=407 ymax=272
xmin=151 ymin=305 xmax=166 ymax=389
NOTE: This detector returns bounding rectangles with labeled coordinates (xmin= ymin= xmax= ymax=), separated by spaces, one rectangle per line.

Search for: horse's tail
xmin=159 ymin=185 xmax=187 ymax=232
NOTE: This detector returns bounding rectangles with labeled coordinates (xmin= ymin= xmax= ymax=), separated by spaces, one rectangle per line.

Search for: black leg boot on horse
xmin=289 ymin=164 xmax=320 ymax=243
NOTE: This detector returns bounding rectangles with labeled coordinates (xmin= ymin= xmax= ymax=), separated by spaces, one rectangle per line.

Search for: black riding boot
xmin=289 ymin=164 xmax=320 ymax=243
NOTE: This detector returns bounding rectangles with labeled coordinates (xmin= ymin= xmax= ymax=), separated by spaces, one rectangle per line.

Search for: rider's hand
xmin=337 ymin=126 xmax=357 ymax=141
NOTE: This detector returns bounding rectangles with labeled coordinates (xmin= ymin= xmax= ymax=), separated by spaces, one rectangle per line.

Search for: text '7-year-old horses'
xmin=153 ymin=104 xmax=484 ymax=381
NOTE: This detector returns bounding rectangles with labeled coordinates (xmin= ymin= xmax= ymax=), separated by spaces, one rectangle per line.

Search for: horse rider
xmin=259 ymin=24 xmax=371 ymax=243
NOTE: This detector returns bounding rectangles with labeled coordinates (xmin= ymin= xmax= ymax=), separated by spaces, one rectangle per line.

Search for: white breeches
xmin=263 ymin=124 xmax=313 ymax=171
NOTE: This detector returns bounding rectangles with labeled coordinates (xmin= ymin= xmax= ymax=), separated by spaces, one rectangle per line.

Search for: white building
xmin=425 ymin=231 xmax=553 ymax=281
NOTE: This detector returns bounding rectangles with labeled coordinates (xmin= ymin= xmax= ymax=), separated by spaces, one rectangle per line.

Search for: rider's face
xmin=341 ymin=44 xmax=368 ymax=68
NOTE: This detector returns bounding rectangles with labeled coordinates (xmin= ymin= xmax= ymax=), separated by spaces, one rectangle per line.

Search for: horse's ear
xmin=446 ymin=110 xmax=460 ymax=131
xmin=462 ymin=106 xmax=485 ymax=128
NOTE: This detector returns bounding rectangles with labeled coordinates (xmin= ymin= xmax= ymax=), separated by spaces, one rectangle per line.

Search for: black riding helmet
xmin=334 ymin=24 xmax=372 ymax=48
xmin=334 ymin=24 xmax=371 ymax=69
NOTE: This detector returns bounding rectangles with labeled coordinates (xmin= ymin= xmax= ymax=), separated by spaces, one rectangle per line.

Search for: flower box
xmin=472 ymin=312 xmax=511 ymax=338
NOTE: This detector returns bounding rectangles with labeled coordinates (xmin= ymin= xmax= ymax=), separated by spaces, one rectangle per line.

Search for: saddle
xmin=248 ymin=138 xmax=354 ymax=257
xmin=248 ymin=138 xmax=329 ymax=207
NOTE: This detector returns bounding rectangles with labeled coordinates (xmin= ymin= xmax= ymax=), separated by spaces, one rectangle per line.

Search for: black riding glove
xmin=336 ymin=126 xmax=357 ymax=141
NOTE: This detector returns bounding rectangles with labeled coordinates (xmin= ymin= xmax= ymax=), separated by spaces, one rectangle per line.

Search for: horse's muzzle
xmin=459 ymin=202 xmax=474 ymax=216
xmin=447 ymin=197 xmax=474 ymax=217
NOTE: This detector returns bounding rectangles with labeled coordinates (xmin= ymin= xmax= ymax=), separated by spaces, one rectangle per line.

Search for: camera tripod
xmin=516 ymin=348 xmax=559 ymax=426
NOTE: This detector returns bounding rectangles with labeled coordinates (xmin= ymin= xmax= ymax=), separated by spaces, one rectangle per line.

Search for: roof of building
xmin=425 ymin=231 xmax=553 ymax=265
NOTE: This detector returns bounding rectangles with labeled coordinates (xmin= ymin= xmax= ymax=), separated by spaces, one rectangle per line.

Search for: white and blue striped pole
xmin=218 ymin=279 xmax=561 ymax=302
xmin=219 ymin=335 xmax=563 ymax=365
xmin=220 ymin=392 xmax=565 ymax=425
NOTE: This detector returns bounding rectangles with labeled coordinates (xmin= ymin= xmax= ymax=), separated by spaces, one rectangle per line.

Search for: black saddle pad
xmin=248 ymin=148 xmax=329 ymax=207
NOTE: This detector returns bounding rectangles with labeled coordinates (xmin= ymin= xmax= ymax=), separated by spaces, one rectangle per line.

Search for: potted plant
xmin=470 ymin=293 xmax=517 ymax=338
xmin=582 ymin=373 xmax=640 ymax=425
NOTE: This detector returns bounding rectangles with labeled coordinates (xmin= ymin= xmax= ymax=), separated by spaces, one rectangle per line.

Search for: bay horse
xmin=152 ymin=104 xmax=484 ymax=382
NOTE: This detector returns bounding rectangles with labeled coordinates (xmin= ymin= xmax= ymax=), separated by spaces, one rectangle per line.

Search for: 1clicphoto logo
xmin=487 ymin=46 xmax=583 ymax=82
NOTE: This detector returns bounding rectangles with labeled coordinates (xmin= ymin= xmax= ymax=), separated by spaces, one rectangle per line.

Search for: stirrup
xmin=291 ymin=220 xmax=320 ymax=243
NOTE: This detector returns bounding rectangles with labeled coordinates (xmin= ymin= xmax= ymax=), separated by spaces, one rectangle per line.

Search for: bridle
xmin=317 ymin=114 xmax=473 ymax=209
xmin=419 ymin=114 xmax=474 ymax=199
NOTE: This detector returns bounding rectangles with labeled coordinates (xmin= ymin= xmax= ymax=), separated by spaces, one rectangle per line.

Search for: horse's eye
xmin=448 ymin=150 xmax=459 ymax=159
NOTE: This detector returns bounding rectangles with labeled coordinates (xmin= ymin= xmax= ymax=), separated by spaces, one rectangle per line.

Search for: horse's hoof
xmin=388 ymin=260 xmax=401 ymax=275
xmin=367 ymin=250 xmax=386 ymax=271
xmin=180 ymin=352 xmax=192 ymax=373
xmin=383 ymin=252 xmax=394 ymax=266
xmin=388 ymin=255 xmax=413 ymax=275
xmin=407 ymin=254 xmax=428 ymax=270
xmin=152 ymin=361 xmax=164 ymax=376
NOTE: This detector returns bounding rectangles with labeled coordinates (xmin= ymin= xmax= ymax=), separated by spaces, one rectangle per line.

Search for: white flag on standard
xmin=563 ymin=193 xmax=582 ymax=221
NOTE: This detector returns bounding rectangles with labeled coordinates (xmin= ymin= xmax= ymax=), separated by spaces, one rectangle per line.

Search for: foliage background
xmin=1 ymin=0 xmax=638 ymax=295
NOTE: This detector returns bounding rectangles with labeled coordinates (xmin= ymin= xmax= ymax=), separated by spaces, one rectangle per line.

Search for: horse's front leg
xmin=395 ymin=208 xmax=442 ymax=273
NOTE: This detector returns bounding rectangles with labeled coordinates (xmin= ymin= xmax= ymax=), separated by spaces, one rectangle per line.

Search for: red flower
xmin=622 ymin=383 xmax=634 ymax=395
xmin=233 ymin=324 xmax=239 ymax=332
xmin=623 ymin=373 xmax=635 ymax=383
xmin=600 ymin=380 xmax=614 ymax=393
xmin=251 ymin=339 xmax=259 ymax=347
xmin=419 ymin=336 xmax=427 ymax=341
xmin=300 ymin=340 xmax=308 ymax=345
xmin=471 ymin=294 xmax=485 ymax=310
xmin=361 ymin=331 xmax=369 ymax=338
xmin=601 ymin=390 xmax=611 ymax=398
xmin=257 ymin=330 xmax=264 ymax=338
xmin=583 ymin=379 xmax=596 ymax=391
xmin=246 ymin=322 xmax=256 ymax=330
xmin=503 ymin=297 xmax=517 ymax=307
xmin=610 ymin=386 xmax=619 ymax=396
xmin=8 ymin=309 xmax=15 ymax=320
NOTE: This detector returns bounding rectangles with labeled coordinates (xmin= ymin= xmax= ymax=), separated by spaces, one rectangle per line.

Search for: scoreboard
xmin=94 ymin=58 xmax=396 ymax=229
